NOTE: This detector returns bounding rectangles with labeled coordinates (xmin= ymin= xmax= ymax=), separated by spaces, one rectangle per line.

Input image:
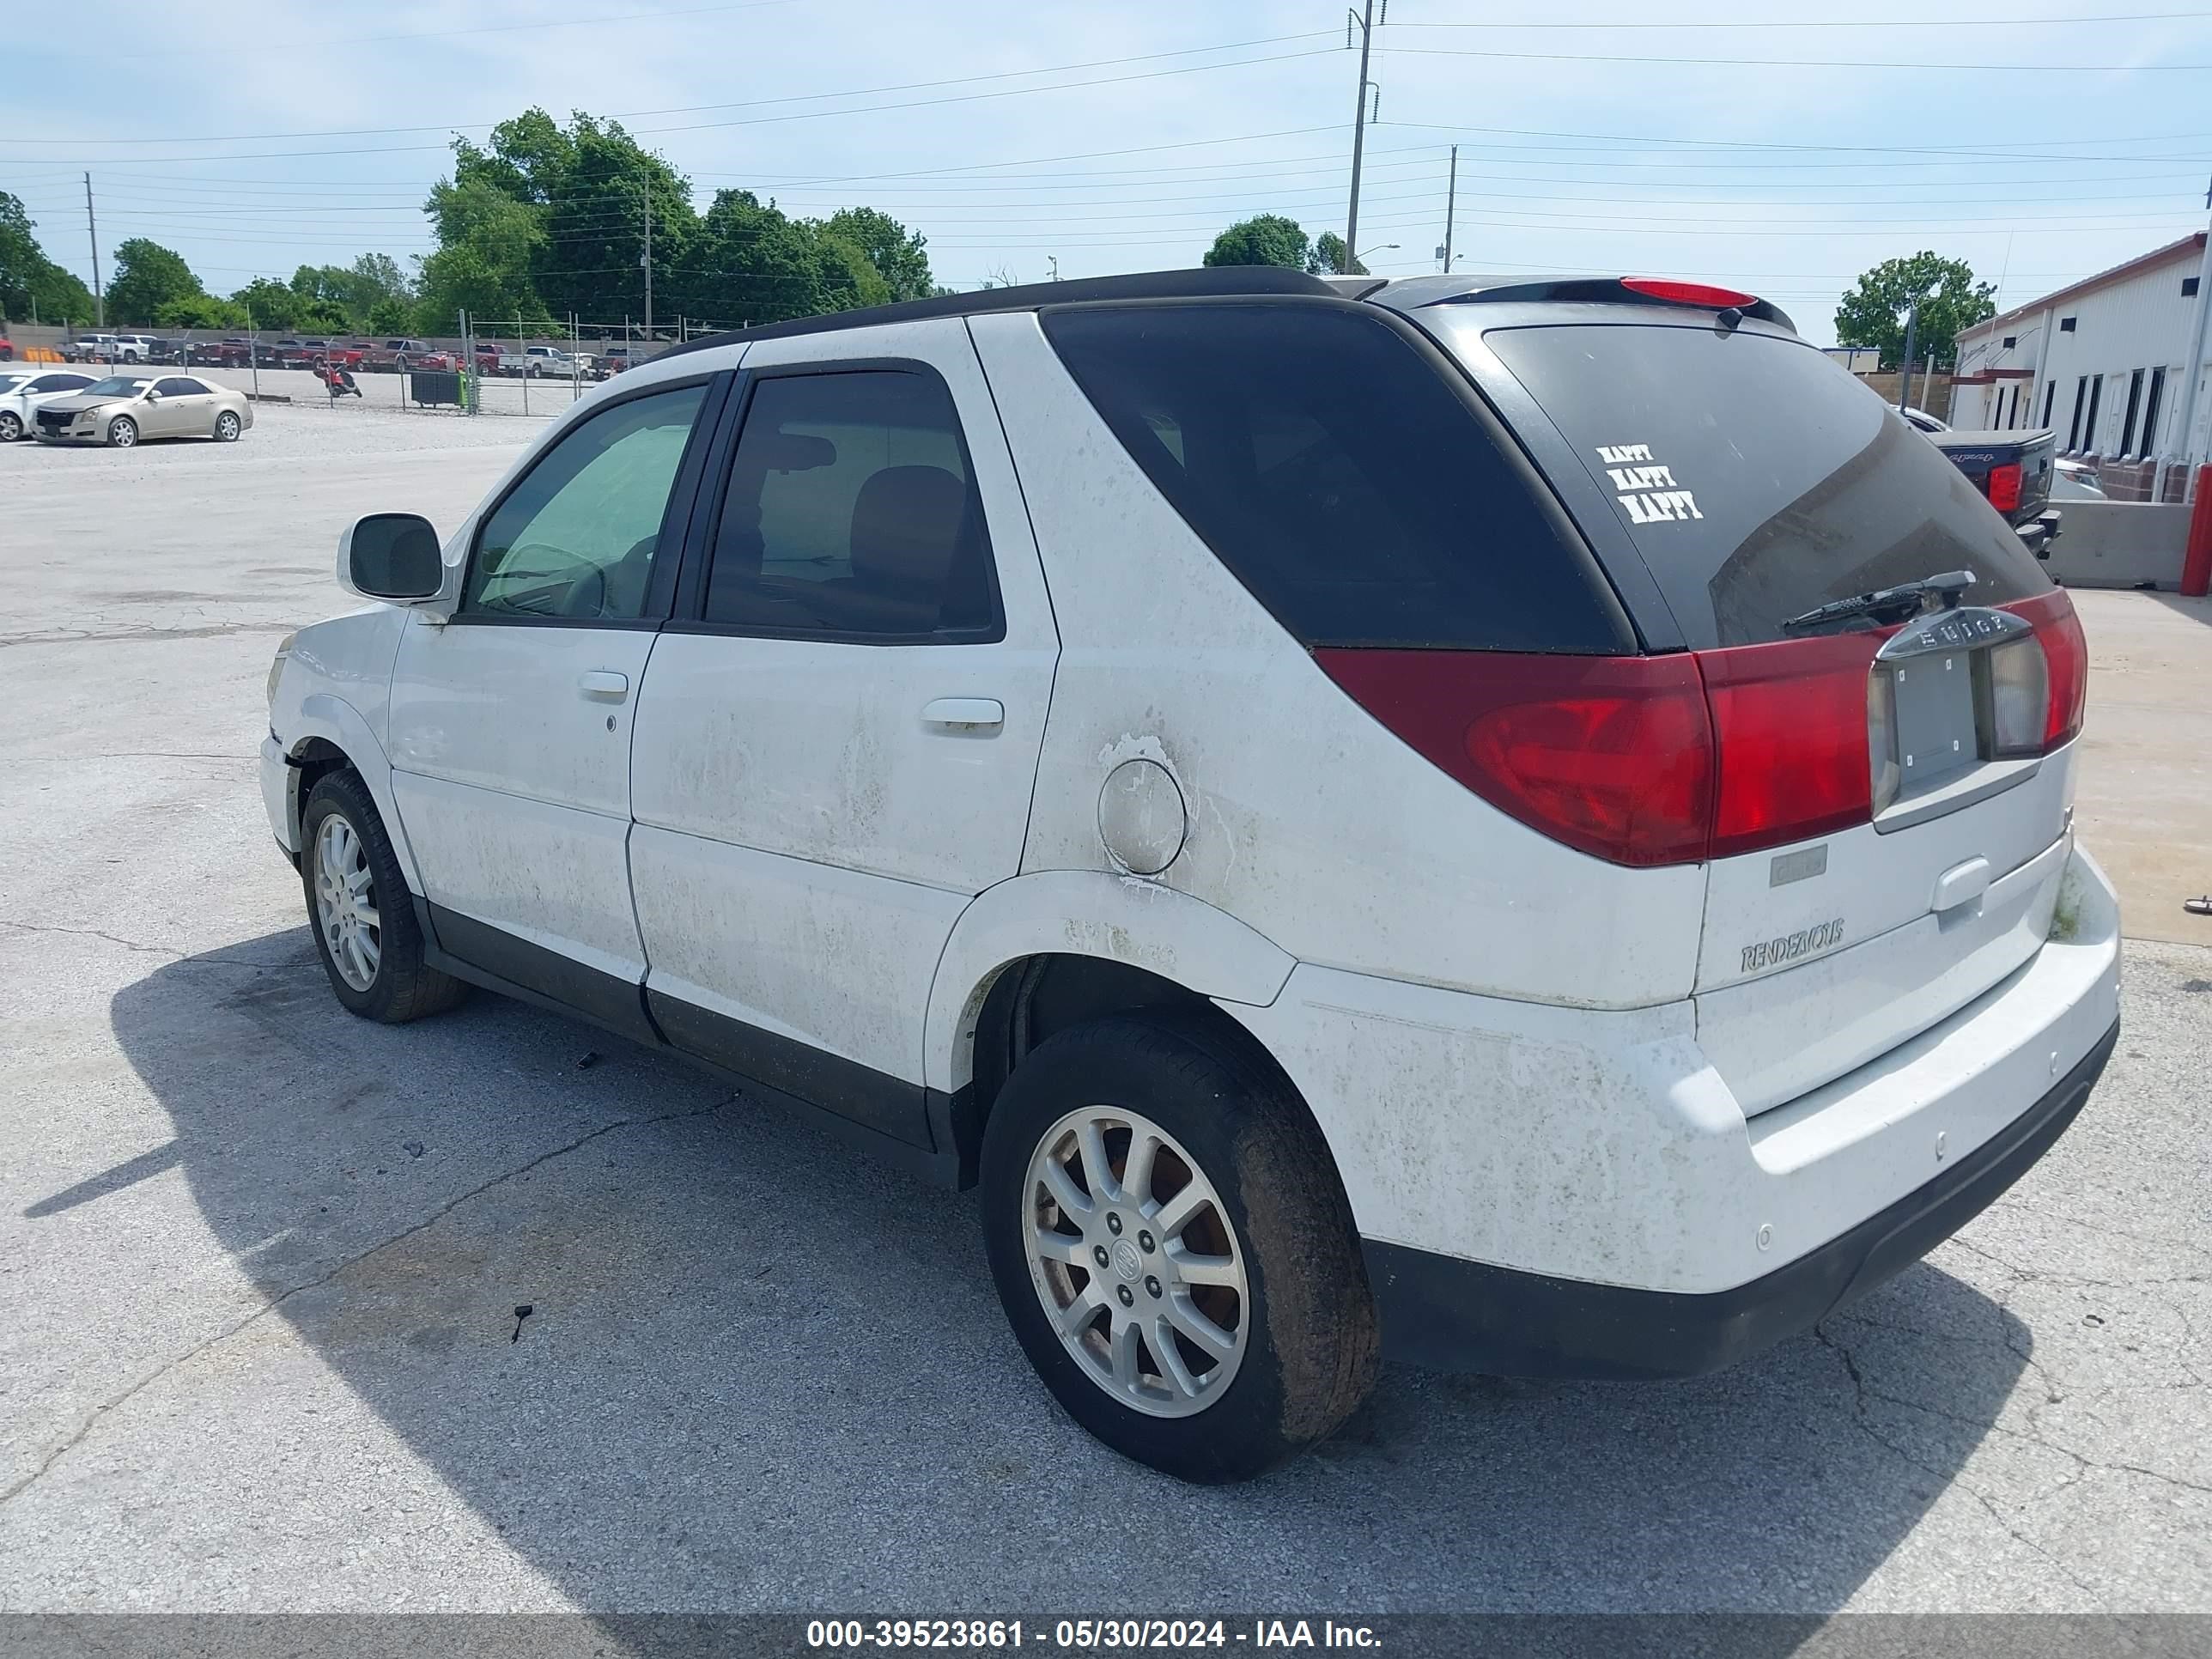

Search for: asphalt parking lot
xmin=1 ymin=402 xmax=2208 ymax=1614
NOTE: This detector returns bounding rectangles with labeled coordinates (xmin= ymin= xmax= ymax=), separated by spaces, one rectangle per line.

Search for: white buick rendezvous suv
xmin=263 ymin=268 xmax=2121 ymax=1482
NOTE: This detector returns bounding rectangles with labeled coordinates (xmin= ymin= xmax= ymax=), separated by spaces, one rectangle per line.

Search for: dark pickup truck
xmin=1929 ymin=427 xmax=2062 ymax=558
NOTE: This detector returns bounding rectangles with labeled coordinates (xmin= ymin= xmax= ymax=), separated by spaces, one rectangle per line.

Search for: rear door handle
xmin=921 ymin=697 xmax=1004 ymax=730
xmin=577 ymin=670 xmax=630 ymax=701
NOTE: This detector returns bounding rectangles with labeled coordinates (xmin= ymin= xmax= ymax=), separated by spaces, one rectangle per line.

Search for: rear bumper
xmin=1364 ymin=1013 xmax=2117 ymax=1379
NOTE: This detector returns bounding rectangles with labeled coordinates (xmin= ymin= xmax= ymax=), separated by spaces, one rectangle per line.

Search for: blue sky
xmin=4 ymin=0 xmax=2210 ymax=344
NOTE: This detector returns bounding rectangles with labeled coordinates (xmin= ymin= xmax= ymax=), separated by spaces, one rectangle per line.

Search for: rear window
xmin=1040 ymin=302 xmax=1632 ymax=652
xmin=1471 ymin=321 xmax=2050 ymax=649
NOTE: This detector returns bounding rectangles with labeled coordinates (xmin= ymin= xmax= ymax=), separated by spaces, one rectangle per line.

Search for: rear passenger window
xmin=1041 ymin=302 xmax=1631 ymax=652
xmin=703 ymin=368 xmax=1000 ymax=641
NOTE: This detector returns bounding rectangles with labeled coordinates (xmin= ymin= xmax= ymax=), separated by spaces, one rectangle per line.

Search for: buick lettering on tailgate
xmin=1741 ymin=917 xmax=1846 ymax=975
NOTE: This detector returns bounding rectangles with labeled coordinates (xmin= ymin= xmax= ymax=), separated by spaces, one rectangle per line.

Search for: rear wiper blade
xmin=1780 ymin=569 xmax=1976 ymax=633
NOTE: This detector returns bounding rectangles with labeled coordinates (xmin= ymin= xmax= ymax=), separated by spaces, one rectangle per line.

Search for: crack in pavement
xmin=1812 ymin=1322 xmax=2112 ymax=1606
xmin=0 ymin=919 xmax=270 ymax=970
xmin=0 ymin=1094 xmax=737 ymax=1510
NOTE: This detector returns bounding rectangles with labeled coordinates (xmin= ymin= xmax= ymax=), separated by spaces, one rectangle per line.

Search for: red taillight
xmin=1698 ymin=634 xmax=1881 ymax=858
xmin=2002 ymin=590 xmax=2087 ymax=747
xmin=1312 ymin=649 xmax=1713 ymax=866
xmin=1320 ymin=602 xmax=2080 ymax=868
xmin=1620 ymin=277 xmax=1759 ymax=310
xmin=1987 ymin=461 xmax=2023 ymax=514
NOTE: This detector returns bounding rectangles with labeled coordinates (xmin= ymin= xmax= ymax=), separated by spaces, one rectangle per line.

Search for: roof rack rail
xmin=653 ymin=266 xmax=1347 ymax=361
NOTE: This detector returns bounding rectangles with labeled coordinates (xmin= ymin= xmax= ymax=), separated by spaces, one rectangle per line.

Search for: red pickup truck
xmin=315 ymin=341 xmax=368 ymax=369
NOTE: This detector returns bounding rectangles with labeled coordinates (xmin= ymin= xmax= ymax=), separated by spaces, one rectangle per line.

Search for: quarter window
xmin=702 ymin=368 xmax=1000 ymax=640
xmin=463 ymin=383 xmax=707 ymax=622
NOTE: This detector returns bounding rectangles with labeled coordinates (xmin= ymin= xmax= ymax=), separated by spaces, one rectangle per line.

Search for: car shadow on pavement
xmin=96 ymin=928 xmax=2033 ymax=1614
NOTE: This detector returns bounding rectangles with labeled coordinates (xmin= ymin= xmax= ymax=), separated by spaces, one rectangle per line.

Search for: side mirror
xmin=145 ymin=390 xmax=162 ymax=403
xmin=339 ymin=514 xmax=444 ymax=602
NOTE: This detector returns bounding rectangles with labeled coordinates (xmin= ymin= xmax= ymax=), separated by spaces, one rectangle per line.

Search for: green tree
xmin=1 ymin=194 xmax=100 ymax=324
xmin=155 ymin=293 xmax=250 ymax=331
xmin=1203 ymin=214 xmax=1311 ymax=270
xmin=678 ymin=190 xmax=890 ymax=327
xmin=823 ymin=207 xmax=934 ymax=302
xmin=105 ymin=239 xmax=204 ymax=325
xmin=1309 ymin=232 xmax=1364 ymax=276
xmin=366 ymin=294 xmax=415 ymax=334
xmin=1834 ymin=252 xmax=1996 ymax=371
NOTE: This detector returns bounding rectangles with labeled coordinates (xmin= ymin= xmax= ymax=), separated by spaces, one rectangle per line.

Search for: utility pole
xmin=1048 ymin=255 xmax=1060 ymax=282
xmin=641 ymin=182 xmax=653 ymax=342
xmin=1343 ymin=1 xmax=1384 ymax=275
xmin=2170 ymin=175 xmax=2212 ymax=500
xmin=1442 ymin=144 xmax=1457 ymax=273
xmin=84 ymin=173 xmax=103 ymax=328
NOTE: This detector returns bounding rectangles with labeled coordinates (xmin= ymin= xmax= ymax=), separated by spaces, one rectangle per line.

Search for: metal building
xmin=1948 ymin=231 xmax=2209 ymax=502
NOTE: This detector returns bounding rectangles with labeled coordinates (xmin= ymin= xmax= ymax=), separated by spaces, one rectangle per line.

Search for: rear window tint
xmin=1473 ymin=322 xmax=2050 ymax=649
xmin=1040 ymin=303 xmax=1632 ymax=652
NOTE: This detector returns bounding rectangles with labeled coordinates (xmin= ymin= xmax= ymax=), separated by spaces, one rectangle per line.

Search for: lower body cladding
xmin=1225 ymin=844 xmax=2123 ymax=1381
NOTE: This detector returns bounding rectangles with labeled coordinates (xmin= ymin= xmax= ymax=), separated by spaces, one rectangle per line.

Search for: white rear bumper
xmin=1227 ymin=843 xmax=2122 ymax=1299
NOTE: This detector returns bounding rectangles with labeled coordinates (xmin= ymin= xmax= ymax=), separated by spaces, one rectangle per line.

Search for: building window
xmin=2186 ymin=276 xmax=2202 ymax=298
xmin=2060 ymin=317 xmax=2078 ymax=332
xmin=2040 ymin=380 xmax=2057 ymax=427
xmin=2141 ymin=367 xmax=2167 ymax=457
xmin=2082 ymin=375 xmax=2104 ymax=452
xmin=2069 ymin=376 xmax=2088 ymax=449
xmin=2002 ymin=336 xmax=2016 ymax=349
xmin=2118 ymin=368 xmax=2145 ymax=456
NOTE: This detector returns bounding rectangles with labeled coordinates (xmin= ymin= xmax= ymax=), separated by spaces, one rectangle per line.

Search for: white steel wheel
xmin=313 ymin=811 xmax=381 ymax=992
xmin=1022 ymin=1104 xmax=1249 ymax=1419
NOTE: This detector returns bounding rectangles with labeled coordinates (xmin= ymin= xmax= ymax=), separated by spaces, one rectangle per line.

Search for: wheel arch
xmin=925 ymin=872 xmax=1299 ymax=1165
xmin=283 ymin=693 xmax=424 ymax=893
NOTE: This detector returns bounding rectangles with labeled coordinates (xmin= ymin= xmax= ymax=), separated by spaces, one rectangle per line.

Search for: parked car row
xmin=0 ymin=368 xmax=252 ymax=447
xmin=48 ymin=333 xmax=653 ymax=376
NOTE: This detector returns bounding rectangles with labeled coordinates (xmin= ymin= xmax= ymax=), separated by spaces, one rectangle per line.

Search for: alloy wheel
xmin=1021 ymin=1105 xmax=1249 ymax=1418
xmin=313 ymin=813 xmax=382 ymax=992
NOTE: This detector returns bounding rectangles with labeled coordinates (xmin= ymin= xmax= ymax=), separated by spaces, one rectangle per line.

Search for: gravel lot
xmin=1 ymin=401 xmax=2208 ymax=1615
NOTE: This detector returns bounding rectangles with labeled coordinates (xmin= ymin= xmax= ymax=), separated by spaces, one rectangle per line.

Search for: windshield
xmin=86 ymin=377 xmax=151 ymax=398
xmin=1456 ymin=319 xmax=2049 ymax=649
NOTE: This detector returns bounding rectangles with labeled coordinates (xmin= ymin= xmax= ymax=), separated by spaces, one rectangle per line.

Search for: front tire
xmin=301 ymin=771 xmax=467 ymax=1023
xmin=979 ymin=1013 xmax=1378 ymax=1483
xmin=107 ymin=416 xmax=137 ymax=448
xmin=0 ymin=411 xmax=19 ymax=442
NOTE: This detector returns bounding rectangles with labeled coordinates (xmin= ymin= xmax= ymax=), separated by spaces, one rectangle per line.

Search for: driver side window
xmin=462 ymin=382 xmax=707 ymax=622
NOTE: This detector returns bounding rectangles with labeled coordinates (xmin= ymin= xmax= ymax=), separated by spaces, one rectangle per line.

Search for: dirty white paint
xmin=264 ymin=608 xmax=416 ymax=884
xmin=966 ymin=310 xmax=1707 ymax=1012
xmin=922 ymin=870 xmax=1295 ymax=1093
xmin=634 ymin=823 xmax=966 ymax=1079
xmin=1228 ymin=843 xmax=2118 ymax=1293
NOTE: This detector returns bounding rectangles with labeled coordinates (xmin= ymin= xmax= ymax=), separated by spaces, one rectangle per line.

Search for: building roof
xmin=1959 ymin=231 xmax=2207 ymax=343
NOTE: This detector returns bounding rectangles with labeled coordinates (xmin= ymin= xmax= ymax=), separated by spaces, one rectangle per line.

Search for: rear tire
xmin=300 ymin=771 xmax=468 ymax=1024
xmin=979 ymin=1012 xmax=1378 ymax=1483
xmin=214 ymin=410 xmax=241 ymax=442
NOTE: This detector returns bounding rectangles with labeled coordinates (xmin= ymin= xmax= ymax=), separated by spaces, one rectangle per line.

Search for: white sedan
xmin=0 ymin=368 xmax=100 ymax=442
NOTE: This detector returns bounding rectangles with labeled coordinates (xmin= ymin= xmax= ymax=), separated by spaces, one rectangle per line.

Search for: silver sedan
xmin=31 ymin=374 xmax=254 ymax=447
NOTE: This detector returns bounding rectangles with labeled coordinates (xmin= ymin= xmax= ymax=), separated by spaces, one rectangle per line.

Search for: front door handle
xmin=577 ymin=669 xmax=630 ymax=701
xmin=921 ymin=697 xmax=1004 ymax=730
